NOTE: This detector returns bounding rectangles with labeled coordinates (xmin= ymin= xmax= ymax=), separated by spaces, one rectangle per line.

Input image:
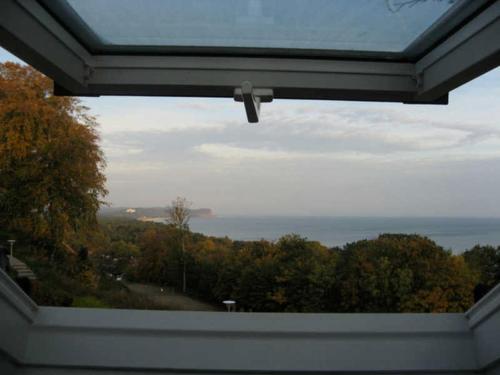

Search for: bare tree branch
xmin=166 ymin=197 xmax=192 ymax=231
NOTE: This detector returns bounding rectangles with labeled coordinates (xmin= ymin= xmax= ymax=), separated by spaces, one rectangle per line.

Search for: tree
xmin=0 ymin=62 xmax=107 ymax=258
xmin=166 ymin=197 xmax=192 ymax=293
xmin=136 ymin=226 xmax=179 ymax=285
xmin=268 ymin=235 xmax=336 ymax=312
xmin=214 ymin=239 xmax=279 ymax=311
xmin=95 ymin=240 xmax=140 ymax=278
xmin=334 ymin=234 xmax=476 ymax=312
xmin=463 ymin=245 xmax=500 ymax=301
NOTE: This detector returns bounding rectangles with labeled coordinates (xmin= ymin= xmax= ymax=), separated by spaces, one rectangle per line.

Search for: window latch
xmin=234 ymin=82 xmax=273 ymax=123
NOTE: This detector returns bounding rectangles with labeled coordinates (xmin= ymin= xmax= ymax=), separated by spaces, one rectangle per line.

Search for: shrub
xmin=72 ymin=296 xmax=109 ymax=308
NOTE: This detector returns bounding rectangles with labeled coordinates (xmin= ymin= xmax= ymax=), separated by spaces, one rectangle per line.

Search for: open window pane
xmin=41 ymin=0 xmax=473 ymax=58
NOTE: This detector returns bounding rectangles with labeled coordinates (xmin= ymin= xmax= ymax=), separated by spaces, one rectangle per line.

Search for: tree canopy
xmin=0 ymin=62 xmax=107 ymax=256
xmin=130 ymin=226 xmax=478 ymax=313
xmin=463 ymin=245 xmax=500 ymax=301
xmin=334 ymin=234 xmax=476 ymax=312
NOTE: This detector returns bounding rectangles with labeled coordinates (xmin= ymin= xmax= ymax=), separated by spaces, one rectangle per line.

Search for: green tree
xmin=188 ymin=236 xmax=233 ymax=303
xmin=334 ymin=234 xmax=476 ymax=312
xmin=218 ymin=240 xmax=279 ymax=311
xmin=95 ymin=240 xmax=140 ymax=277
xmin=213 ymin=235 xmax=337 ymax=312
xmin=463 ymin=245 xmax=500 ymax=301
xmin=135 ymin=226 xmax=182 ymax=287
xmin=0 ymin=62 xmax=107 ymax=258
xmin=268 ymin=235 xmax=336 ymax=312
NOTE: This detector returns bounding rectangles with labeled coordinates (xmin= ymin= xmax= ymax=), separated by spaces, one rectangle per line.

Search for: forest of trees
xmin=7 ymin=215 xmax=499 ymax=313
xmin=88 ymin=219 xmax=497 ymax=313
xmin=1 ymin=61 xmax=500 ymax=313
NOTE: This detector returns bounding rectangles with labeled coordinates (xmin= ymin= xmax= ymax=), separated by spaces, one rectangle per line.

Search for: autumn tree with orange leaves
xmin=0 ymin=62 xmax=107 ymax=258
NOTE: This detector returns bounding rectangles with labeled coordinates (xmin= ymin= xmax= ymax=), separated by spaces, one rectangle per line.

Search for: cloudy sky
xmin=1 ymin=47 xmax=500 ymax=217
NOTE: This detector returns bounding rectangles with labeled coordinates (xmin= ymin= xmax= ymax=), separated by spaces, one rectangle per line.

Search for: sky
xmin=1 ymin=47 xmax=500 ymax=217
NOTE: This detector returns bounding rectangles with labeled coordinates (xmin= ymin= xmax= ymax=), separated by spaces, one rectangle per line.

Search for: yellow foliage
xmin=0 ymin=63 xmax=108 ymax=255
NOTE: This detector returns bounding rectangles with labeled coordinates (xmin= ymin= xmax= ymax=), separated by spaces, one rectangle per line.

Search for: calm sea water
xmin=187 ymin=216 xmax=500 ymax=253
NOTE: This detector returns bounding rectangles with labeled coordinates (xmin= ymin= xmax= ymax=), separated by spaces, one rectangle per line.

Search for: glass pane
xmin=60 ymin=0 xmax=461 ymax=53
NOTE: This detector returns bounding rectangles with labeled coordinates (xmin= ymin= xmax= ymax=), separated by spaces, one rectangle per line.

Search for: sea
xmin=187 ymin=216 xmax=500 ymax=253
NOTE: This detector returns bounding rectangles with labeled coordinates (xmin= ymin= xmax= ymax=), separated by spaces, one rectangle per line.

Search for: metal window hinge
xmin=83 ymin=64 xmax=94 ymax=86
xmin=414 ymin=71 xmax=424 ymax=90
xmin=234 ymin=81 xmax=274 ymax=123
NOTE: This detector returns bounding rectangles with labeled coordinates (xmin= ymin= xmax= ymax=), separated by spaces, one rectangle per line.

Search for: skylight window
xmin=40 ymin=0 xmax=477 ymax=59
xmin=2 ymin=0 xmax=496 ymax=113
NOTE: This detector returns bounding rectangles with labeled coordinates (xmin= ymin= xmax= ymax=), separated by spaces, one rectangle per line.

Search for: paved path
xmin=123 ymin=281 xmax=220 ymax=311
xmin=8 ymin=255 xmax=37 ymax=281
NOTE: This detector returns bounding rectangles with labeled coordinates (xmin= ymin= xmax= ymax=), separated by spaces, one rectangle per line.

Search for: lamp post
xmin=223 ymin=300 xmax=236 ymax=312
xmin=7 ymin=240 xmax=15 ymax=257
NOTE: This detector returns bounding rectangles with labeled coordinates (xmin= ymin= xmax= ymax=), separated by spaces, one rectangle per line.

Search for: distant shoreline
xmin=97 ymin=212 xmax=500 ymax=253
xmin=99 ymin=207 xmax=215 ymax=220
xmin=186 ymin=216 xmax=500 ymax=253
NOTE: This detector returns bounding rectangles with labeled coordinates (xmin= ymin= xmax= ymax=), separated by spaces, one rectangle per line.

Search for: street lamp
xmin=7 ymin=240 xmax=15 ymax=257
xmin=223 ymin=300 xmax=236 ymax=312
